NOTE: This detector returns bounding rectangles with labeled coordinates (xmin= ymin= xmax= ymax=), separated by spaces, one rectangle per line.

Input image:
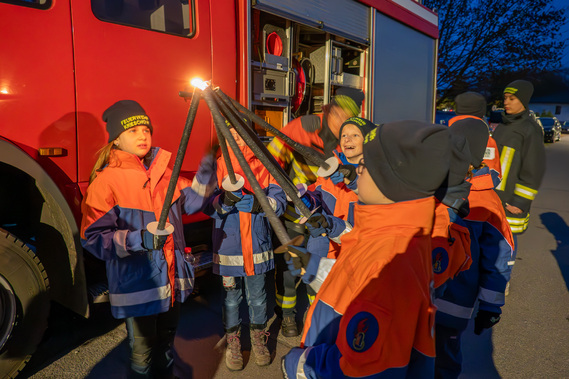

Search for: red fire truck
xmin=0 ymin=0 xmax=438 ymax=376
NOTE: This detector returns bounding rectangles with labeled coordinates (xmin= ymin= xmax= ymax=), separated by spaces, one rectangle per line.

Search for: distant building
xmin=530 ymin=92 xmax=569 ymax=122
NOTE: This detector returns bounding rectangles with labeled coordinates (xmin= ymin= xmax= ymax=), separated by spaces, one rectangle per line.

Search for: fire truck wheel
xmin=0 ymin=228 xmax=50 ymax=379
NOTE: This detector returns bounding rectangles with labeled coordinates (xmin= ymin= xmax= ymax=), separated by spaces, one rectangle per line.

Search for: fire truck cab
xmin=0 ymin=0 xmax=437 ymax=376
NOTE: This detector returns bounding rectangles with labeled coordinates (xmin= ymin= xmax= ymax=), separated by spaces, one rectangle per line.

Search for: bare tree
xmin=424 ymin=0 xmax=566 ymax=105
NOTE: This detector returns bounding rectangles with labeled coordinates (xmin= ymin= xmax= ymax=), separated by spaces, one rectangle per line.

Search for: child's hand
xmin=338 ymin=165 xmax=357 ymax=184
xmin=221 ymin=190 xmax=243 ymax=206
xmin=329 ymin=170 xmax=345 ymax=185
xmin=194 ymin=152 xmax=216 ymax=183
xmin=141 ymin=230 xmax=168 ymax=251
xmin=235 ymin=194 xmax=262 ymax=213
xmin=284 ymin=245 xmax=311 ymax=277
xmin=306 ymin=213 xmax=330 ymax=238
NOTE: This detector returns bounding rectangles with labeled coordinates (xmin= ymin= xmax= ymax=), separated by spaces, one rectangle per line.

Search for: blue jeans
xmin=223 ymin=274 xmax=267 ymax=331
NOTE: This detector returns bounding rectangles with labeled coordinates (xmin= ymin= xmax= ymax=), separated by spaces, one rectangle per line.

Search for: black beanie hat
xmin=362 ymin=121 xmax=451 ymax=202
xmin=434 ymin=134 xmax=472 ymax=217
xmin=448 ymin=118 xmax=489 ymax=167
xmin=103 ymin=100 xmax=153 ymax=143
xmin=447 ymin=134 xmax=471 ymax=187
xmin=332 ymin=87 xmax=364 ymax=117
xmin=504 ymin=80 xmax=534 ymax=110
xmin=338 ymin=117 xmax=376 ymax=139
xmin=455 ymin=92 xmax=487 ymax=119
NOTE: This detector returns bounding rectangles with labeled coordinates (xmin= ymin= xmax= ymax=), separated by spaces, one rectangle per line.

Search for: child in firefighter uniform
xmin=268 ymin=88 xmax=365 ymax=338
xmin=80 ymin=100 xmax=216 ymax=378
xmin=282 ymin=120 xmax=452 ymax=378
xmin=448 ymin=92 xmax=502 ymax=179
xmin=434 ymin=117 xmax=514 ymax=379
xmin=299 ymin=117 xmax=375 ymax=290
xmin=203 ymin=127 xmax=286 ymax=371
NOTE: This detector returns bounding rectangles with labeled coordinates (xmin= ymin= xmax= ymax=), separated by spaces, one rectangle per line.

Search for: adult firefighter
xmin=491 ymin=80 xmax=545 ymax=271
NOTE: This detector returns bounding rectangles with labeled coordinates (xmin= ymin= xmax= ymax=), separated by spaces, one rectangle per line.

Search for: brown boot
xmin=281 ymin=315 xmax=299 ymax=337
xmin=250 ymin=327 xmax=271 ymax=366
xmin=225 ymin=329 xmax=243 ymax=371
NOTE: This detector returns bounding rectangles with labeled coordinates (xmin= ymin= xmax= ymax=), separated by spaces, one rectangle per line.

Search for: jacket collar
xmin=353 ymin=197 xmax=435 ymax=236
xmin=108 ymin=148 xmax=172 ymax=192
xmin=501 ymin=109 xmax=528 ymax=124
xmin=468 ymin=166 xmax=495 ymax=191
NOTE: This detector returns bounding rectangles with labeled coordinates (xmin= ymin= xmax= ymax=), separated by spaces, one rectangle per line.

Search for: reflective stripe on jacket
xmin=284 ymin=198 xmax=437 ymax=378
xmin=81 ymin=148 xmax=214 ymax=319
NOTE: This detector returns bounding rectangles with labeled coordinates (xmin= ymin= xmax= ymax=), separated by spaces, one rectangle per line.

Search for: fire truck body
xmin=0 ymin=0 xmax=438 ymax=376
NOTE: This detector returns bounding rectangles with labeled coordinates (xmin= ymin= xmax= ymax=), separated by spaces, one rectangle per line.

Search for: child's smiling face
xmin=340 ymin=124 xmax=364 ymax=163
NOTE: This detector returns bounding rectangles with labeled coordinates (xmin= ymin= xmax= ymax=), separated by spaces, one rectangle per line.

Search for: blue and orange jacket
xmin=284 ymin=198 xmax=437 ymax=378
xmin=435 ymin=167 xmax=514 ymax=331
xmin=204 ymin=145 xmax=286 ymax=277
xmin=307 ymin=151 xmax=358 ymax=259
xmin=81 ymin=147 xmax=215 ymax=319
xmin=431 ymin=201 xmax=472 ymax=290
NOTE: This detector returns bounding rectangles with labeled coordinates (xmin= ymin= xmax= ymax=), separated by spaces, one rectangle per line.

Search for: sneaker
xmin=225 ymin=329 xmax=243 ymax=371
xmin=281 ymin=315 xmax=299 ymax=337
xmin=250 ymin=328 xmax=271 ymax=366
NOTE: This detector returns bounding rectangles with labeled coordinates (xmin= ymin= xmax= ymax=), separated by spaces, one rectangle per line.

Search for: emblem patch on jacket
xmin=432 ymin=247 xmax=449 ymax=274
xmin=346 ymin=311 xmax=379 ymax=352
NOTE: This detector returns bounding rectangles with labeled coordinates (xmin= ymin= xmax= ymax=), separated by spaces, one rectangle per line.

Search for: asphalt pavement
xmin=20 ymin=136 xmax=569 ymax=378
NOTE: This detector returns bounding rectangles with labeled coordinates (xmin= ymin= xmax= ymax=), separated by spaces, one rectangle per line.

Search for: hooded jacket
xmin=435 ymin=167 xmax=514 ymax=331
xmin=284 ymin=198 xmax=437 ymax=378
xmin=204 ymin=144 xmax=286 ymax=277
xmin=492 ymin=110 xmax=545 ymax=233
xmin=81 ymin=148 xmax=215 ymax=319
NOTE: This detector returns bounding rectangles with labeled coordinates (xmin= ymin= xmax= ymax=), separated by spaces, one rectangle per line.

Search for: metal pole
xmin=215 ymin=89 xmax=330 ymax=169
xmin=213 ymin=90 xmax=312 ymax=218
xmin=156 ymin=87 xmax=202 ymax=231
xmin=201 ymin=87 xmax=292 ymax=245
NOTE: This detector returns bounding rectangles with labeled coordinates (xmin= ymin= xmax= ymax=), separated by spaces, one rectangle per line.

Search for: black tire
xmin=0 ymin=228 xmax=50 ymax=378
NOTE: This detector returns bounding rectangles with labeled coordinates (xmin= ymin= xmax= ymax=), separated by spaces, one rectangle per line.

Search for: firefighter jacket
xmin=448 ymin=115 xmax=501 ymax=178
xmin=492 ymin=110 xmax=545 ymax=233
xmin=267 ymin=114 xmax=340 ymax=223
xmin=204 ymin=144 xmax=286 ymax=277
xmin=284 ymin=198 xmax=437 ymax=378
xmin=435 ymin=167 xmax=514 ymax=331
xmin=431 ymin=201 xmax=472 ymax=290
xmin=81 ymin=148 xmax=215 ymax=319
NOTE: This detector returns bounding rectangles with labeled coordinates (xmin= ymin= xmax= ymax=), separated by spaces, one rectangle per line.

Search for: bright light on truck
xmin=190 ymin=78 xmax=208 ymax=90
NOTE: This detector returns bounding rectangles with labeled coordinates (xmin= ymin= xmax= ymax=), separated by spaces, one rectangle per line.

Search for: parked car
xmin=538 ymin=116 xmax=561 ymax=143
xmin=435 ymin=110 xmax=456 ymax=125
xmin=561 ymin=120 xmax=569 ymax=133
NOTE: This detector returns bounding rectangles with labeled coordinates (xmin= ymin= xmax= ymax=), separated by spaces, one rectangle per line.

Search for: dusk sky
xmin=553 ymin=0 xmax=569 ymax=68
